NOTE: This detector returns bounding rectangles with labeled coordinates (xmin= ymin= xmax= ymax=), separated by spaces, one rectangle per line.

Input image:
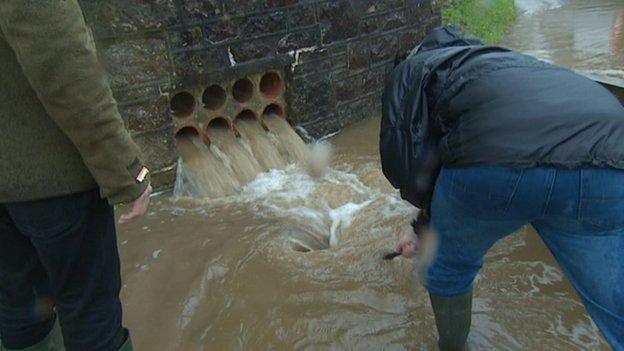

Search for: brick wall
xmin=80 ymin=0 xmax=442 ymax=190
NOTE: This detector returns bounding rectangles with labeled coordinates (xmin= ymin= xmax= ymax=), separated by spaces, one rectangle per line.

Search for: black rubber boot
xmin=118 ymin=329 xmax=133 ymax=351
xmin=429 ymin=291 xmax=473 ymax=351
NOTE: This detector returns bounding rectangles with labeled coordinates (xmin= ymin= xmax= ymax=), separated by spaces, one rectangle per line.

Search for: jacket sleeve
xmin=380 ymin=57 xmax=441 ymax=211
xmin=0 ymin=0 xmax=149 ymax=205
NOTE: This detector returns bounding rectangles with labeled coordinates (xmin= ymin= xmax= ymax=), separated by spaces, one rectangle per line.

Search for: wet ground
xmin=117 ymin=116 xmax=609 ymax=350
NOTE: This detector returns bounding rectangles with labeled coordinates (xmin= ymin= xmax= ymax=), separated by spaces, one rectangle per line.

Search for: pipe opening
xmin=235 ymin=109 xmax=268 ymax=132
xmin=202 ymin=85 xmax=226 ymax=110
xmin=262 ymin=103 xmax=285 ymax=117
xmin=234 ymin=109 xmax=257 ymax=122
xmin=232 ymin=78 xmax=254 ymax=103
xmin=260 ymin=72 xmax=284 ymax=99
xmin=170 ymin=91 xmax=196 ymax=118
xmin=174 ymin=126 xmax=201 ymax=141
xmin=207 ymin=117 xmax=231 ymax=131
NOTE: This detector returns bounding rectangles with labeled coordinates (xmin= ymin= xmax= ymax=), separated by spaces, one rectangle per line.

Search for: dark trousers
xmin=0 ymin=189 xmax=125 ymax=351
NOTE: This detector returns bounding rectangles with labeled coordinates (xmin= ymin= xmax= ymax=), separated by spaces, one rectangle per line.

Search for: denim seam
xmin=541 ymin=169 xmax=557 ymax=217
xmin=504 ymin=169 xmax=524 ymax=212
xmin=577 ymin=168 xmax=584 ymax=220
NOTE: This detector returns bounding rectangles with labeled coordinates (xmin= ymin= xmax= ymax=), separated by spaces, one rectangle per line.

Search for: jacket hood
xmin=411 ymin=26 xmax=483 ymax=55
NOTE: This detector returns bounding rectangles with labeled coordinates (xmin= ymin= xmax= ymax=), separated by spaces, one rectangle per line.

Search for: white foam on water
xmin=552 ymin=315 xmax=605 ymax=349
xmin=377 ymin=195 xmax=415 ymax=220
xmin=471 ymin=298 xmax=524 ymax=350
xmin=205 ymin=264 xmax=228 ymax=281
xmin=237 ymin=166 xmax=377 ymax=207
xmin=216 ymin=164 xmax=413 ymax=252
xmin=178 ymin=294 xmax=200 ymax=330
xmin=584 ymin=69 xmax=624 ymax=80
xmin=178 ymin=262 xmax=228 ymax=330
xmin=515 ymin=0 xmax=563 ymax=14
xmin=527 ymin=261 xmax=563 ymax=291
xmin=152 ymin=249 xmax=162 ymax=259
xmin=328 ymin=201 xmax=373 ymax=247
xmin=239 ymin=169 xmax=317 ymax=203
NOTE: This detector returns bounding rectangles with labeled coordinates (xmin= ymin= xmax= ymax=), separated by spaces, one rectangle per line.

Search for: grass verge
xmin=442 ymin=0 xmax=516 ymax=44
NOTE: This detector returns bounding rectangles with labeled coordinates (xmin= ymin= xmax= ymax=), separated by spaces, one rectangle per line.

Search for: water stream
xmin=234 ymin=118 xmax=288 ymax=172
xmin=205 ymin=123 xmax=264 ymax=186
xmin=174 ymin=134 xmax=240 ymax=198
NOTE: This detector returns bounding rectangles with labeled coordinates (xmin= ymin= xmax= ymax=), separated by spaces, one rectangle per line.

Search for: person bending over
xmin=381 ymin=26 xmax=624 ymax=350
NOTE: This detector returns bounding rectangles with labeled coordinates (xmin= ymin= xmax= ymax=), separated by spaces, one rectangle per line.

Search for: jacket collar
xmin=412 ymin=26 xmax=484 ymax=56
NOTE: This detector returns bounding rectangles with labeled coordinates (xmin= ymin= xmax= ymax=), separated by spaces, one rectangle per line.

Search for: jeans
xmin=0 ymin=189 xmax=125 ymax=350
xmin=426 ymin=167 xmax=624 ymax=350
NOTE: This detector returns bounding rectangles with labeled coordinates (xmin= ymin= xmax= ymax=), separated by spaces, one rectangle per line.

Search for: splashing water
xmin=263 ymin=114 xmax=310 ymax=164
xmin=174 ymin=116 xmax=313 ymax=200
xmin=174 ymin=135 xmax=240 ymax=198
xmin=307 ymin=142 xmax=333 ymax=179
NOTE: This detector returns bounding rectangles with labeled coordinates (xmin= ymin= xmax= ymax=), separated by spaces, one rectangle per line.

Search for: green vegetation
xmin=442 ymin=0 xmax=516 ymax=44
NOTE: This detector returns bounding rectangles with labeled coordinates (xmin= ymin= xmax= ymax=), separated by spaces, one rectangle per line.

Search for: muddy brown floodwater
xmin=504 ymin=0 xmax=624 ymax=80
xmin=117 ymin=116 xmax=609 ymax=350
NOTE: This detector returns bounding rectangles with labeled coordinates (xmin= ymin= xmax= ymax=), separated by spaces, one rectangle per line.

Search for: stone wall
xmin=80 ymin=0 xmax=442 ymax=190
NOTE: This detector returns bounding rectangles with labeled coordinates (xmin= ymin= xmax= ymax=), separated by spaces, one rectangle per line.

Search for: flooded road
xmin=504 ymin=0 xmax=624 ymax=79
xmin=112 ymin=3 xmax=624 ymax=348
xmin=117 ymin=117 xmax=609 ymax=350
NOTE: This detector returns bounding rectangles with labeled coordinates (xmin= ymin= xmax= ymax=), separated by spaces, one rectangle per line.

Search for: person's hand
xmin=395 ymin=225 xmax=419 ymax=258
xmin=118 ymin=183 xmax=152 ymax=224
